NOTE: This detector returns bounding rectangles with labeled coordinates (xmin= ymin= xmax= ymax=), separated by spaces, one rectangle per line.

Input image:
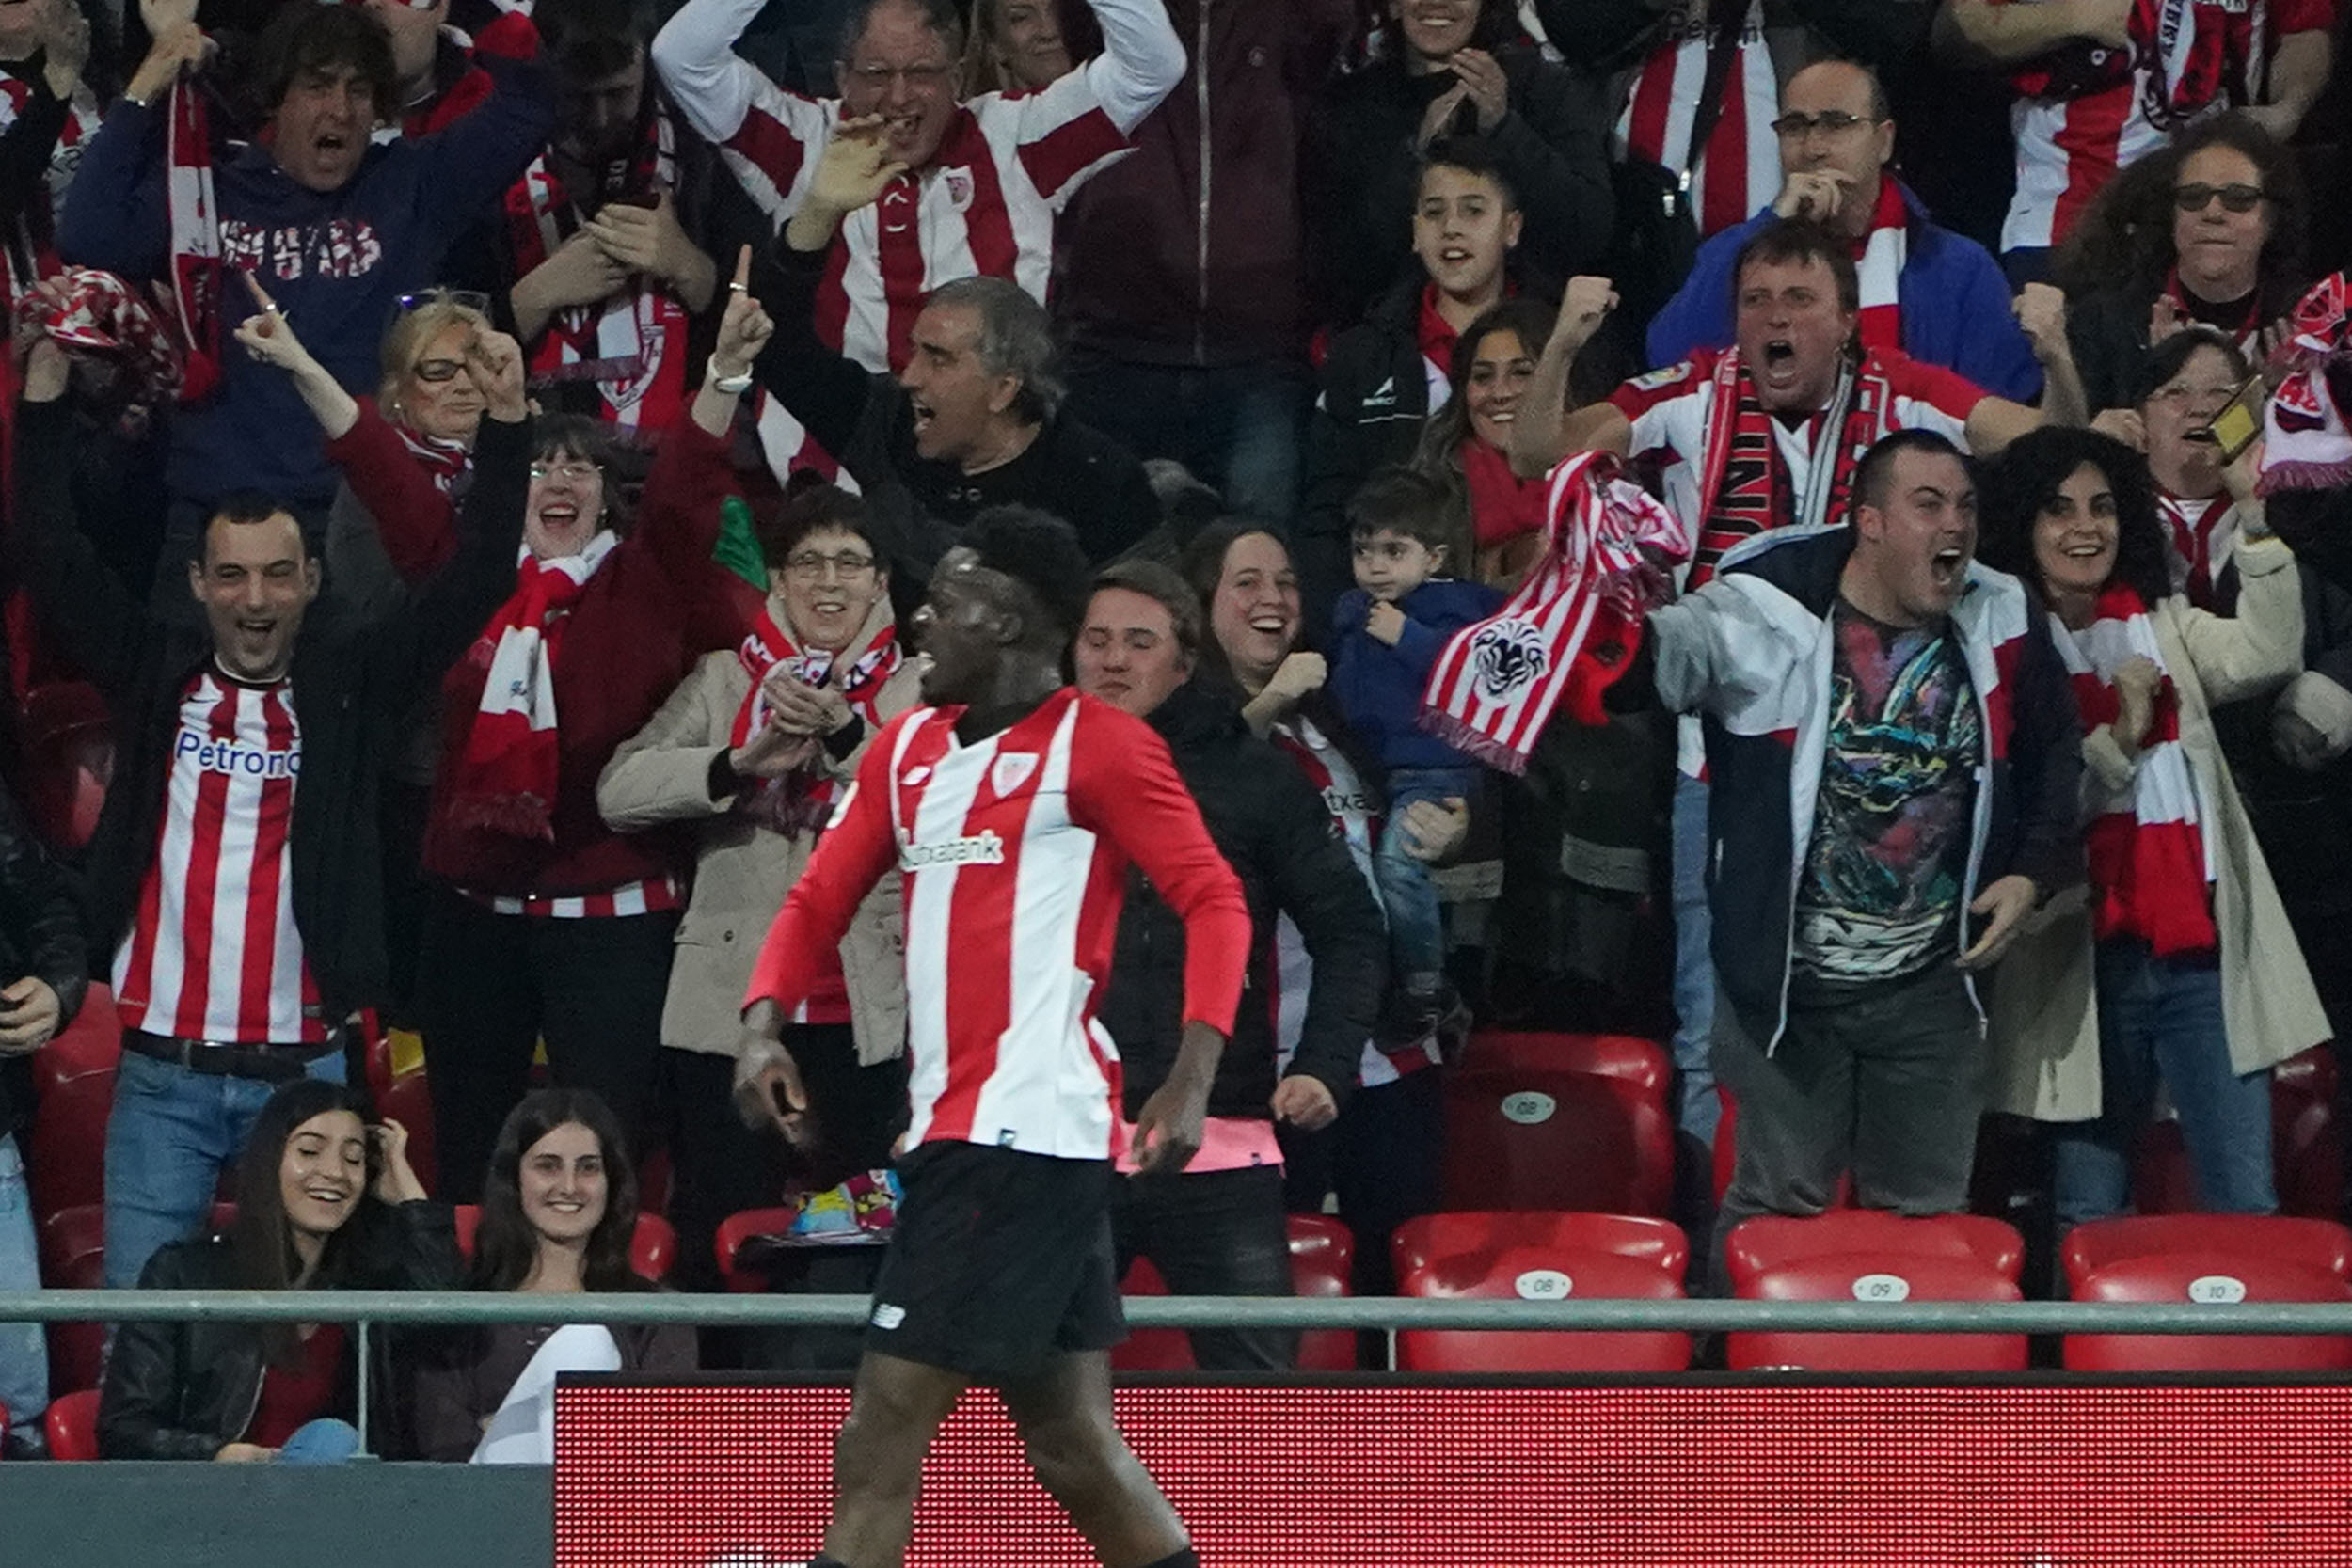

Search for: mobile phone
xmin=2200 ymin=374 xmax=2265 ymax=465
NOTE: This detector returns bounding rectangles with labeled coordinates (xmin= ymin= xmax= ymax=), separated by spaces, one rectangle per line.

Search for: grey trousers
xmin=1706 ymin=962 xmax=1987 ymax=1291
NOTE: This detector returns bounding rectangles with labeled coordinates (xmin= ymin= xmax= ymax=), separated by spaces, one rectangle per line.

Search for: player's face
xmin=1734 ymin=255 xmax=1856 ymax=415
xmin=2171 ymin=143 xmax=2271 ymax=297
xmin=272 ymin=66 xmax=378 ymax=193
xmin=191 ymin=511 xmax=320 ymax=685
xmin=2139 ymin=341 xmax=2241 ymax=491
xmin=912 ymin=547 xmax=1011 ymax=704
xmin=1774 ymin=62 xmax=1892 ymax=209
xmin=1391 ymin=0 xmax=1476 ymax=63
xmin=1074 ymin=586 xmax=1193 ymax=717
xmin=517 ymin=1120 xmax=609 ymax=1249
xmin=838 ymin=0 xmax=961 ymax=169
xmin=1854 ymin=448 xmax=1978 ymax=625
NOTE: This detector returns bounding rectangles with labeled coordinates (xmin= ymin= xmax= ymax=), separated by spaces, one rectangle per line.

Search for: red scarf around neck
xmin=1459 ymin=435 xmax=1547 ymax=550
xmin=1851 ymin=177 xmax=1908 ymax=357
xmin=1688 ymin=348 xmax=1893 ymax=586
xmin=732 ymin=607 xmax=902 ymax=832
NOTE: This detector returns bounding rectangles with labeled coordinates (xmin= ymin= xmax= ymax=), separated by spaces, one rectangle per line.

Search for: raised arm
xmin=55 ymin=20 xmax=205 ymax=276
xmin=1512 ymin=277 xmax=1629 ymax=477
xmin=0 ymin=3 xmax=85 ymax=235
xmin=2246 ymin=25 xmax=2332 ymax=143
xmin=410 ymin=14 xmax=558 ymax=241
xmin=11 ymin=334 xmax=151 ymax=694
xmin=1933 ymin=0 xmax=2131 ymax=67
xmin=1072 ymin=0 xmax=1184 ymax=136
xmin=651 ymin=0 xmax=834 ymax=226
xmin=1964 ymin=283 xmax=2087 ymax=454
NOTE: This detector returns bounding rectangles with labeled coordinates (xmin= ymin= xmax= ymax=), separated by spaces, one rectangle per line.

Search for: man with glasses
xmin=1648 ymin=59 xmax=2042 ymax=401
xmin=652 ymin=0 xmax=1181 ymax=379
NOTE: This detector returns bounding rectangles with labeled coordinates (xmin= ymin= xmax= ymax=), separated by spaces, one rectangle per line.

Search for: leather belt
xmin=121 ymin=1027 xmax=345 ymax=1083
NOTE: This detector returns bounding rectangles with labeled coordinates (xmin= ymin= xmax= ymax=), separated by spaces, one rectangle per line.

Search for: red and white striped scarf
xmin=2140 ymin=0 xmax=2265 ymax=129
xmin=1616 ymin=0 xmax=1777 ymax=238
xmin=1690 ymin=348 xmax=1893 ymax=586
xmin=1421 ymin=451 xmax=1689 ymax=774
xmin=167 ymin=74 xmax=223 ymax=404
xmin=2154 ymin=490 xmax=2234 ymax=610
xmin=0 ymin=67 xmax=96 ymax=299
xmin=730 ymin=607 xmax=901 ymax=832
xmin=2053 ymin=583 xmax=2216 ymax=957
xmin=449 ymin=531 xmax=617 ymax=840
xmin=2260 ymin=271 xmax=2352 ymax=496
xmin=1851 ymin=177 xmax=1907 ymax=357
xmin=396 ymin=423 xmax=471 ymax=495
xmin=503 ymin=101 xmax=690 ymax=436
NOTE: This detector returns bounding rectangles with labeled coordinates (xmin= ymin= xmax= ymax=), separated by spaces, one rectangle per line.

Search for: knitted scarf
xmin=1851 ymin=177 xmax=1907 ymax=357
xmin=503 ymin=100 xmax=689 ymax=436
xmin=1459 ymin=434 xmax=1547 ymax=550
xmin=1421 ymin=451 xmax=1688 ymax=774
xmin=1688 ymin=348 xmax=1893 ymax=586
xmin=449 ymin=531 xmax=618 ymax=840
xmin=2053 ymin=582 xmax=2216 ymax=957
xmin=2260 ymin=271 xmax=2352 ymax=495
xmin=2138 ymin=0 xmax=2265 ymax=129
xmin=396 ymin=424 xmax=472 ymax=496
xmin=730 ymin=606 xmax=902 ymax=832
xmin=166 ymin=75 xmax=222 ymax=404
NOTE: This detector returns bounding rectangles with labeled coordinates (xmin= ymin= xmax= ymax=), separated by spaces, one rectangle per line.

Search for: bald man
xmin=1646 ymin=58 xmax=2042 ymax=403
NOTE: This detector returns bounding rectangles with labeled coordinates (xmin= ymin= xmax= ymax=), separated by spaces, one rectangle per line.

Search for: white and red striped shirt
xmin=745 ymin=689 xmax=1250 ymax=1161
xmin=0 ymin=67 xmax=99 ymax=294
xmin=114 ymin=670 xmax=323 ymax=1045
xmin=456 ymin=875 xmax=685 ymax=921
xmin=1614 ymin=0 xmax=1779 ymax=240
xmin=652 ymin=0 xmax=1181 ymax=374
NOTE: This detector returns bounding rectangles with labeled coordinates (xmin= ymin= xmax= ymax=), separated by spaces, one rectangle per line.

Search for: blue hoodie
xmin=1330 ymin=577 xmax=1505 ymax=774
xmin=59 ymin=50 xmax=554 ymax=511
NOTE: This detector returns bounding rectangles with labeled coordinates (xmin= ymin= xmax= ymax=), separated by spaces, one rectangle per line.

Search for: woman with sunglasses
xmin=2056 ymin=113 xmax=2309 ymax=418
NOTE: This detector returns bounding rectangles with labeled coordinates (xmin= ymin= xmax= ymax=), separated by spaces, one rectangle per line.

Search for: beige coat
xmin=596 ymin=600 xmax=922 ymax=1067
xmin=1989 ymin=535 xmax=2330 ymax=1121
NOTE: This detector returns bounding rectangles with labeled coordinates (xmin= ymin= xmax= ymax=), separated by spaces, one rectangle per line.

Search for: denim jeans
xmin=103 ymin=1048 xmax=348 ymax=1290
xmin=1669 ymin=774 xmax=1721 ymax=1151
xmin=1062 ymin=354 xmax=1308 ymax=528
xmin=2051 ymin=939 xmax=2275 ymax=1228
xmin=0 ymin=1132 xmax=44 ymax=1426
xmin=1376 ymin=766 xmax=1481 ymax=992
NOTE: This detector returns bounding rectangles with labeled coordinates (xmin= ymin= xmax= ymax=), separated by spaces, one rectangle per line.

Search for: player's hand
xmin=1270 ymin=1075 xmax=1338 ymax=1132
xmin=40 ymin=0 xmax=90 ymax=95
xmin=231 ymin=268 xmax=321 ymax=375
xmin=1773 ymin=168 xmax=1851 ymax=225
xmin=1396 ymin=796 xmax=1470 ymax=865
xmin=808 ymin=115 xmax=911 ymax=218
xmin=0 ymin=977 xmax=61 ymax=1054
xmin=1959 ymin=874 xmax=2038 ymax=970
xmin=1416 ymin=80 xmax=1471 ymax=150
xmin=734 ymin=1025 xmax=813 ymax=1148
xmin=2148 ymin=293 xmax=2189 ymax=349
xmin=531 ymin=228 xmax=631 ymax=313
xmin=1130 ymin=1077 xmax=1207 ymax=1176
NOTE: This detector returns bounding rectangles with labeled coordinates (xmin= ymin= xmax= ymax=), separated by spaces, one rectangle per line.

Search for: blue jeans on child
xmin=2051 ymin=938 xmax=2276 ymax=1227
xmin=1376 ymin=766 xmax=1482 ymax=991
xmin=0 ymin=1132 xmax=45 ymax=1431
xmin=104 ymin=1047 xmax=348 ymax=1290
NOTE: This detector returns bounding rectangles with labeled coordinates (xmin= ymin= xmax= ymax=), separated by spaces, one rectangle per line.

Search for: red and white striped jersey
xmin=652 ymin=0 xmax=1181 ymax=373
xmin=1614 ymin=0 xmax=1779 ymax=240
xmin=114 ymin=670 xmax=324 ymax=1045
xmin=746 ymin=689 xmax=1251 ymax=1161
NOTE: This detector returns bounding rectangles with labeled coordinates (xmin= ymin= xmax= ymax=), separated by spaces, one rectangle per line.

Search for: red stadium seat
xmin=36 ymin=1201 xmax=103 ymax=1285
xmin=1114 ymin=1215 xmax=1362 ymax=1372
xmin=378 ymin=1071 xmax=436 ymax=1196
xmin=2065 ymin=1253 xmax=2352 ymax=1371
xmin=2061 ymin=1213 xmax=2352 ymax=1293
xmin=450 ymin=1205 xmax=677 ymax=1282
xmin=1397 ymin=1245 xmax=1689 ymax=1372
xmin=44 ymin=1388 xmax=100 ymax=1462
xmin=713 ymin=1207 xmax=795 ymax=1293
xmin=38 ymin=1207 xmax=104 ymax=1396
xmin=1724 ymin=1212 xmax=2026 ymax=1293
xmin=26 ymin=1072 xmax=111 ymax=1226
xmin=1391 ymin=1212 xmax=1689 ymax=1284
xmin=1441 ymin=1050 xmax=1675 ymax=1216
xmin=1728 ymin=1251 xmax=2027 ymax=1372
xmin=30 ymin=982 xmax=119 ymax=1099
xmin=1462 ymin=1032 xmax=1668 ymax=1081
xmin=17 ymin=681 xmax=113 ymax=853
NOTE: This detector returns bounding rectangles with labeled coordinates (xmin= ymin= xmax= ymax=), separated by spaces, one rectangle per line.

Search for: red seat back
xmin=1441 ymin=1057 xmax=1674 ymax=1216
xmin=1463 ymin=1032 xmax=1669 ymax=1087
xmin=378 ymin=1073 xmax=436 ymax=1196
xmin=2066 ymin=1253 xmax=2352 ymax=1371
xmin=26 ymin=1072 xmax=111 ymax=1226
xmin=38 ymin=1205 xmax=106 ymax=1397
xmin=1391 ymin=1211 xmax=1689 ymax=1284
xmin=1397 ymin=1245 xmax=1689 ymax=1372
xmin=1725 ymin=1211 xmax=2026 ymax=1292
xmin=713 ymin=1206 xmax=796 ymax=1293
xmin=1729 ymin=1251 xmax=2027 ymax=1372
xmin=18 ymin=681 xmax=113 ymax=853
xmin=2061 ymin=1213 xmax=2352 ymax=1293
xmin=45 ymin=1387 xmax=101 ymax=1462
xmin=31 ymin=983 xmax=119 ymax=1098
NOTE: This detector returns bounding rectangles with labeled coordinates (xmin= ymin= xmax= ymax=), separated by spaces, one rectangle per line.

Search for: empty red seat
xmin=449 ymin=1205 xmax=676 ymax=1282
xmin=1441 ymin=1049 xmax=1674 ymax=1216
xmin=17 ymin=680 xmax=113 ymax=853
xmin=1391 ymin=1211 xmax=1688 ymax=1284
xmin=2061 ymin=1213 xmax=2352 ymax=1293
xmin=38 ymin=1207 xmax=104 ymax=1396
xmin=378 ymin=1072 xmax=436 ymax=1196
xmin=30 ymin=983 xmax=118 ymax=1099
xmin=26 ymin=1072 xmax=111 ymax=1226
xmin=2066 ymin=1252 xmax=2352 ymax=1371
xmin=1113 ymin=1215 xmax=1361 ymax=1372
xmin=1398 ymin=1245 xmax=1689 ymax=1372
xmin=1728 ymin=1251 xmax=2027 ymax=1372
xmin=1725 ymin=1211 xmax=2026 ymax=1293
xmin=44 ymin=1387 xmax=100 ymax=1462
xmin=1463 ymin=1032 xmax=1668 ymax=1080
xmin=713 ymin=1206 xmax=795 ymax=1293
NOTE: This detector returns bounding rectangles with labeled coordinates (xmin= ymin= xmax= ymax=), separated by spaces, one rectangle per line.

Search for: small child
xmin=1328 ymin=467 xmax=1503 ymax=1039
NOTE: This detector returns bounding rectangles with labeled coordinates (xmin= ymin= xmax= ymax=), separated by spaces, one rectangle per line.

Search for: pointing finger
xmin=733 ymin=243 xmax=752 ymax=293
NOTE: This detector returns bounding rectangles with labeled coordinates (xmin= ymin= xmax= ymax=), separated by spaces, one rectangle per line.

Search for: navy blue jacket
xmin=1331 ymin=578 xmax=1506 ymax=773
xmin=58 ymin=53 xmax=553 ymax=510
xmin=1645 ymin=183 xmax=2043 ymax=404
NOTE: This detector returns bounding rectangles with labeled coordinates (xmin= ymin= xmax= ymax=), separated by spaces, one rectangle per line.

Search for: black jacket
xmin=1304 ymin=44 xmax=1614 ymax=332
xmin=1297 ymin=280 xmax=1442 ymax=627
xmin=14 ymin=400 xmax=530 ymax=1021
xmin=98 ymin=1200 xmax=462 ymax=1459
xmin=0 ymin=775 xmax=88 ymax=1137
xmin=747 ymin=245 xmax=1157 ymax=594
xmin=1100 ymin=680 xmax=1384 ymax=1120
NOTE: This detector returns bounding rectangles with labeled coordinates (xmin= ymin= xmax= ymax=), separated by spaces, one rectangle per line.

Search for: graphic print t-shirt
xmin=1792 ymin=601 xmax=1982 ymax=984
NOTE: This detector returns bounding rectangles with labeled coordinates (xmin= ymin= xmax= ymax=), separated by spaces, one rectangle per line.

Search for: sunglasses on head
xmin=2173 ymin=182 xmax=2265 ymax=214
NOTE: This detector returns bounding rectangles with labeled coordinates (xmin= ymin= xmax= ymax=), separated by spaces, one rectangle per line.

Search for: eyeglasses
xmin=2150 ymin=380 xmax=2239 ymax=406
xmin=1770 ymin=110 xmax=1874 ymax=140
xmin=397 ymin=289 xmax=494 ymax=315
xmin=2173 ymin=182 xmax=2265 ymax=214
xmin=785 ymin=549 xmax=879 ymax=579
xmin=412 ymin=357 xmax=465 ymax=383
xmin=846 ymin=62 xmax=955 ymax=92
xmin=529 ymin=461 xmax=602 ymax=483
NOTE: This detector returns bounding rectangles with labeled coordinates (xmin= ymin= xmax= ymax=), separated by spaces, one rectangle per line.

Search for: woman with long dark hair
xmin=408 ymin=1088 xmax=692 ymax=1462
xmin=1412 ymin=294 xmax=1557 ymax=586
xmin=99 ymin=1079 xmax=449 ymax=1460
xmin=1976 ymin=426 xmax=2327 ymax=1229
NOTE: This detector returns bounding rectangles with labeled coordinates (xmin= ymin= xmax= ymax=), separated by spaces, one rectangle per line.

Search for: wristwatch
xmin=707 ymin=356 xmax=754 ymax=396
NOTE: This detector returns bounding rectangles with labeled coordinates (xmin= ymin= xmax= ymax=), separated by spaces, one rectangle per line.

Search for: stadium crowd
xmin=0 ymin=0 xmax=2345 ymax=1465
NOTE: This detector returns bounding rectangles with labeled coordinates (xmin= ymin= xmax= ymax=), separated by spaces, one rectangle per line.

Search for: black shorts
xmin=864 ymin=1141 xmax=1125 ymax=1383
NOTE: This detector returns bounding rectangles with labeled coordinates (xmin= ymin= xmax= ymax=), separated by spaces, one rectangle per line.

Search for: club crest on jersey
xmin=1468 ymin=618 xmax=1550 ymax=702
xmin=945 ymin=169 xmax=974 ymax=211
xmin=898 ymin=829 xmax=1006 ymax=870
xmin=991 ymin=752 xmax=1039 ymax=797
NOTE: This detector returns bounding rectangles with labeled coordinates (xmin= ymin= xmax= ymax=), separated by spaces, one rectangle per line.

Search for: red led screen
xmin=554 ymin=1379 xmax=2352 ymax=1566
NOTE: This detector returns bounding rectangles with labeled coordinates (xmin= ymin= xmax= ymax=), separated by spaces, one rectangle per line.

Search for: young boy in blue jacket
xmin=1329 ymin=467 xmax=1502 ymax=1038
